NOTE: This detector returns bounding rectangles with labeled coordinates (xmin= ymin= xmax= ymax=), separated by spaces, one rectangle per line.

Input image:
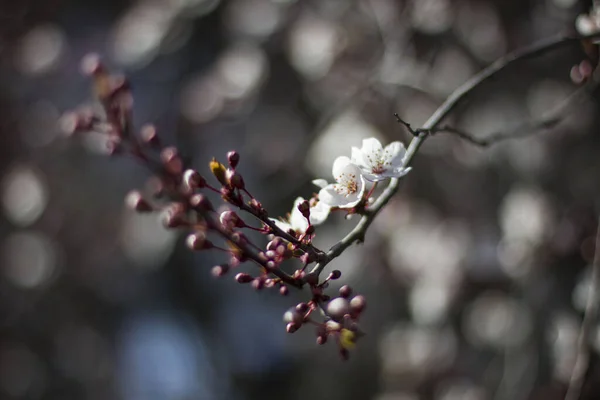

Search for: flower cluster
xmin=60 ymin=54 xmax=401 ymax=359
xmin=271 ymin=138 xmax=411 ymax=235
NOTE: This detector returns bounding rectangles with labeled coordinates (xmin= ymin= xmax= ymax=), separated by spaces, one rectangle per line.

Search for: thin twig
xmin=430 ymin=83 xmax=593 ymax=147
xmin=564 ymin=217 xmax=600 ymax=400
xmin=310 ymin=31 xmax=600 ymax=276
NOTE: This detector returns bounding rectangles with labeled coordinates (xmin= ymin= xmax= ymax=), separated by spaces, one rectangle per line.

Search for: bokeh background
xmin=2 ymin=0 xmax=600 ymax=399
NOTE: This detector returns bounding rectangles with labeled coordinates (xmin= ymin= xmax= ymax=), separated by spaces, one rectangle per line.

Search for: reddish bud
xmin=186 ymin=232 xmax=213 ymax=250
xmin=161 ymin=147 xmax=183 ymax=175
xmin=326 ymin=297 xmax=350 ymax=322
xmin=349 ymin=295 xmax=366 ymax=315
xmin=295 ymin=303 xmax=309 ymax=314
xmin=140 ymin=124 xmax=160 ymax=146
xmin=316 ymin=335 xmax=327 ymax=345
xmin=283 ymin=308 xmax=303 ymax=325
xmin=161 ymin=203 xmax=187 ymax=228
xmin=279 ymin=286 xmax=289 ymax=296
xmin=267 ymin=238 xmax=283 ymax=251
xmin=183 ymin=169 xmax=206 ymax=193
xmin=125 ymin=190 xmax=153 ymax=212
xmin=286 ymin=323 xmax=299 ymax=333
xmin=227 ymin=151 xmax=240 ymax=168
xmin=297 ymin=200 xmax=310 ymax=218
xmin=339 ymin=285 xmax=353 ymax=298
xmin=220 ymin=210 xmax=244 ymax=229
xmin=235 ymin=273 xmax=253 ymax=283
xmin=328 ymin=270 xmax=342 ymax=280
xmin=80 ymin=53 xmax=104 ymax=76
xmin=211 ymin=264 xmax=229 ymax=277
xmin=189 ymin=194 xmax=214 ymax=212
xmin=226 ymin=169 xmax=245 ymax=190
xmin=264 ymin=279 xmax=276 ymax=288
xmin=252 ymin=278 xmax=264 ymax=290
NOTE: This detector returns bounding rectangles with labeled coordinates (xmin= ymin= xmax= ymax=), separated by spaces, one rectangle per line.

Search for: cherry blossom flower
xmin=318 ymin=156 xmax=366 ymax=209
xmin=350 ymin=138 xmax=411 ymax=182
xmin=271 ymin=197 xmax=330 ymax=234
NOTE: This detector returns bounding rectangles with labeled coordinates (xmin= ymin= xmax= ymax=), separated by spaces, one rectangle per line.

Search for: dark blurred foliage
xmin=1 ymin=0 xmax=600 ymax=399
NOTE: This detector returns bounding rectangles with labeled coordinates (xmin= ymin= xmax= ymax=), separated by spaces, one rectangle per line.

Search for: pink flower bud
xmin=227 ymin=151 xmax=240 ymax=168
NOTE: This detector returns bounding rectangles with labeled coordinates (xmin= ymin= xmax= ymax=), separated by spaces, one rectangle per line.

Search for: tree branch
xmin=431 ymin=83 xmax=593 ymax=147
xmin=311 ymin=31 xmax=600 ymax=276
xmin=564 ymin=217 xmax=600 ymax=400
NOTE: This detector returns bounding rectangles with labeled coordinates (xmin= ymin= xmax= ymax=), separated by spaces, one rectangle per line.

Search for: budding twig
xmin=311 ymin=31 xmax=600 ymax=276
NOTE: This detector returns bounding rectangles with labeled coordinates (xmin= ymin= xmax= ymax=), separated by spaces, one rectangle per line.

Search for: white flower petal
xmin=309 ymin=201 xmax=330 ymax=225
xmin=384 ymin=141 xmax=406 ymax=167
xmin=361 ymin=137 xmax=383 ymax=156
xmin=362 ymin=171 xmax=387 ymax=182
xmin=351 ymin=147 xmax=366 ymax=167
xmin=312 ymin=179 xmax=329 ymax=189
xmin=331 ymin=156 xmax=353 ymax=179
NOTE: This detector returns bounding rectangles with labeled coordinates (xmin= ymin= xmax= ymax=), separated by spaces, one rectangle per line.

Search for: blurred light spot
xmin=388 ymin=214 xmax=470 ymax=284
xmin=224 ymin=0 xmax=281 ymax=38
xmin=120 ymin=212 xmax=177 ymax=270
xmin=463 ymin=292 xmax=532 ymax=348
xmin=2 ymin=231 xmax=57 ymax=289
xmin=455 ymin=2 xmax=505 ymax=62
xmin=118 ymin=313 xmax=218 ymax=400
xmin=548 ymin=313 xmax=578 ymax=382
xmin=0 ymin=344 xmax=45 ymax=399
xmin=428 ymin=47 xmax=474 ymax=96
xmin=374 ymin=392 xmax=419 ymax=400
xmin=288 ymin=14 xmax=340 ymax=79
xmin=215 ymin=44 xmax=268 ymax=100
xmin=572 ymin=266 xmax=593 ymax=312
xmin=435 ymin=380 xmax=486 ymax=400
xmin=170 ymin=0 xmax=221 ymax=16
xmin=2 ymin=166 xmax=48 ymax=227
xmin=111 ymin=3 xmax=174 ymax=67
xmin=306 ymin=110 xmax=382 ymax=177
xmin=82 ymin=131 xmax=114 ymax=155
xmin=180 ymin=76 xmax=224 ymax=123
xmin=380 ymin=324 xmax=457 ymax=382
xmin=411 ymin=0 xmax=453 ymax=34
xmin=499 ymin=186 xmax=552 ymax=244
xmin=496 ymin=238 xmax=534 ymax=279
xmin=54 ymin=326 xmax=112 ymax=382
xmin=550 ymin=0 xmax=577 ymax=9
xmin=16 ymin=24 xmax=65 ymax=75
xmin=20 ymin=101 xmax=61 ymax=148
xmin=409 ymin=279 xmax=453 ymax=325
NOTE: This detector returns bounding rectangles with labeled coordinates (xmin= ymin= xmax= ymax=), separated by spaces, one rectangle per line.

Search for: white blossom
xmin=351 ymin=138 xmax=411 ymax=182
xmin=270 ymin=196 xmax=330 ymax=234
xmin=318 ymin=156 xmax=366 ymax=208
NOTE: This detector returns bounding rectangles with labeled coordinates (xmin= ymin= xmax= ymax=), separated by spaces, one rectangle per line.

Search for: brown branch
xmin=431 ymin=83 xmax=593 ymax=147
xmin=310 ymin=31 xmax=600 ymax=276
xmin=564 ymin=217 xmax=600 ymax=400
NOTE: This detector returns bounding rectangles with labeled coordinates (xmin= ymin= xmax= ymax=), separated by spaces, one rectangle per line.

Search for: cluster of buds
xmin=61 ymin=54 xmax=371 ymax=359
xmin=283 ymin=282 xmax=366 ymax=360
